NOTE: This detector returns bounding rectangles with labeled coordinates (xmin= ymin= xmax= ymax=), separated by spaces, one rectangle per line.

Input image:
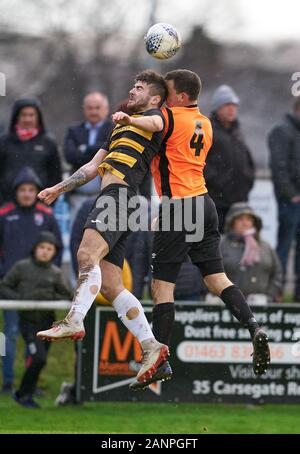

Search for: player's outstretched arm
xmin=38 ymin=148 xmax=108 ymax=205
xmin=112 ymin=111 xmax=163 ymax=132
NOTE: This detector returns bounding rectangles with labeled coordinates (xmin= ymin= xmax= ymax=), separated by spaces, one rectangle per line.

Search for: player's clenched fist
xmin=112 ymin=111 xmax=132 ymax=126
xmin=38 ymin=187 xmax=60 ymax=205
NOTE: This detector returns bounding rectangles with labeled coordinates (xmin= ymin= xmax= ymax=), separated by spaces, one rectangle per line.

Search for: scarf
xmin=15 ymin=125 xmax=40 ymax=141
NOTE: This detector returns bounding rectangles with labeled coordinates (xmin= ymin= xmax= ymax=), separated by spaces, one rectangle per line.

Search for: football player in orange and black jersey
xmin=129 ymin=70 xmax=270 ymax=390
xmin=36 ymin=70 xmax=171 ymax=386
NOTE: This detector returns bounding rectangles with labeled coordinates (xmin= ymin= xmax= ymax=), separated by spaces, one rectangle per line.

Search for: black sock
xmin=220 ymin=285 xmax=259 ymax=339
xmin=152 ymin=303 xmax=175 ymax=346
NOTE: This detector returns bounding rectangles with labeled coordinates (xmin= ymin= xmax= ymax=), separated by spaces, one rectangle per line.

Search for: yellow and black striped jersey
xmin=98 ymin=108 xmax=165 ymax=189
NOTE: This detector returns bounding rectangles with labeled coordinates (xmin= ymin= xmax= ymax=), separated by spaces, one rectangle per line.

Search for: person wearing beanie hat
xmin=31 ymin=231 xmax=60 ymax=256
xmin=204 ymin=85 xmax=255 ymax=232
xmin=0 ymin=230 xmax=72 ymax=408
xmin=221 ymin=203 xmax=282 ymax=302
xmin=211 ymin=85 xmax=240 ymax=114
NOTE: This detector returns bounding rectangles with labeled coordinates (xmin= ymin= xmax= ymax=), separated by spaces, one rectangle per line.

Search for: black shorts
xmin=84 ymin=184 xmax=136 ymax=268
xmin=152 ymin=193 xmax=224 ymax=283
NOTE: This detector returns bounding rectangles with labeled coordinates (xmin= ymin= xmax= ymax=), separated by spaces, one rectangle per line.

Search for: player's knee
xmin=152 ymin=279 xmax=174 ymax=305
xmin=204 ymin=273 xmax=232 ymax=296
xmin=77 ymin=246 xmax=98 ymax=268
xmin=101 ymin=282 xmax=124 ymax=303
xmin=151 ymin=280 xmax=160 ymax=303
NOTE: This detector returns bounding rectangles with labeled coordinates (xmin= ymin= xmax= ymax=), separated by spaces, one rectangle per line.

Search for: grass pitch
xmin=1 ymin=396 xmax=300 ymax=434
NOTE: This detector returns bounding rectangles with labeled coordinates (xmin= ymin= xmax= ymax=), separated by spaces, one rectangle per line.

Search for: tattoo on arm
xmin=56 ymin=168 xmax=88 ymax=193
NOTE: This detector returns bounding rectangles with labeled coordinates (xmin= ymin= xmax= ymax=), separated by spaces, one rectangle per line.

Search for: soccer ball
xmin=144 ymin=23 xmax=181 ymax=60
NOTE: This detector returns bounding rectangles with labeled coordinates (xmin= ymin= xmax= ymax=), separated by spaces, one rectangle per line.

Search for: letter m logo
xmin=100 ymin=321 xmax=141 ymax=362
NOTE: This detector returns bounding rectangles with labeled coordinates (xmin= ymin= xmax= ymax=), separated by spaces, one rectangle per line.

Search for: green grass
xmin=1 ymin=396 xmax=300 ymax=434
xmin=1 ymin=312 xmax=300 ymax=434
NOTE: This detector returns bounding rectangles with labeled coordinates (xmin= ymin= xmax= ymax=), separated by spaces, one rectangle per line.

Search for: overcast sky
xmin=0 ymin=0 xmax=299 ymax=44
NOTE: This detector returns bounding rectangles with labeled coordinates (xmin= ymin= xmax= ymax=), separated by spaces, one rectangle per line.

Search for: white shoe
xmin=136 ymin=342 xmax=169 ymax=384
xmin=37 ymin=319 xmax=85 ymax=341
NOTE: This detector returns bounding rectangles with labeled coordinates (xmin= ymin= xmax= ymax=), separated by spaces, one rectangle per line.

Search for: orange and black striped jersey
xmin=98 ymin=109 xmax=165 ymax=189
xmin=151 ymin=106 xmax=213 ymax=198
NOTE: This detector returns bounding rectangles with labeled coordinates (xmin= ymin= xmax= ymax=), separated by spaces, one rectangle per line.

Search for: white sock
xmin=112 ymin=289 xmax=154 ymax=344
xmin=67 ymin=264 xmax=102 ymax=323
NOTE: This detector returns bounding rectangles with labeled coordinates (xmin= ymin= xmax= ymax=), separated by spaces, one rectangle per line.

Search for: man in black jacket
xmin=204 ymin=85 xmax=255 ymax=232
xmin=0 ymin=98 xmax=62 ymax=205
xmin=63 ymin=92 xmax=113 ymax=221
xmin=268 ymin=97 xmax=300 ymax=300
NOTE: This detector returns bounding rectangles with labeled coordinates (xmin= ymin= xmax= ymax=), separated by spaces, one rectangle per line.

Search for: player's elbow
xmin=153 ymin=117 xmax=164 ymax=132
xmin=85 ymin=163 xmax=99 ymax=180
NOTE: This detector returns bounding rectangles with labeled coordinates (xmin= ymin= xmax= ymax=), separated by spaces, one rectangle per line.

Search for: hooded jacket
xmin=0 ymin=98 xmax=62 ymax=204
xmin=0 ymin=168 xmax=63 ymax=276
xmin=204 ymin=115 xmax=255 ymax=208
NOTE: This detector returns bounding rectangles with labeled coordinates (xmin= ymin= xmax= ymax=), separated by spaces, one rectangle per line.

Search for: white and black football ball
xmin=144 ymin=23 xmax=181 ymax=60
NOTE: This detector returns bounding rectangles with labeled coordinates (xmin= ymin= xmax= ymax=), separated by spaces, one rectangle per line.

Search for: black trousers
xmin=18 ymin=320 xmax=53 ymax=397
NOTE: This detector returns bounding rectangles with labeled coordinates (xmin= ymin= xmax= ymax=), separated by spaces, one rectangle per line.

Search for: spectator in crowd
xmin=0 ymin=232 xmax=72 ymax=408
xmin=204 ymin=85 xmax=255 ymax=232
xmin=0 ymin=167 xmax=62 ymax=394
xmin=220 ymin=203 xmax=282 ymax=303
xmin=268 ymin=97 xmax=300 ymax=300
xmin=0 ymin=98 xmax=62 ymax=205
xmin=64 ymin=92 xmax=113 ymax=221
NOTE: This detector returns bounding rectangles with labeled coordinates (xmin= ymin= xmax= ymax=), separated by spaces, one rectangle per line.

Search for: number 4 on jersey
xmin=190 ymin=121 xmax=204 ymax=156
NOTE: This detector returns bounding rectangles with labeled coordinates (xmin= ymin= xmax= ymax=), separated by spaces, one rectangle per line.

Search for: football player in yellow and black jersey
xmin=36 ymin=70 xmax=170 ymax=386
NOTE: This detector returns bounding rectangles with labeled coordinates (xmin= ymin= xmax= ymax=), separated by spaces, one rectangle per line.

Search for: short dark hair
xmin=135 ymin=70 xmax=167 ymax=107
xmin=165 ymin=69 xmax=202 ymax=101
xmin=294 ymin=96 xmax=300 ymax=112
